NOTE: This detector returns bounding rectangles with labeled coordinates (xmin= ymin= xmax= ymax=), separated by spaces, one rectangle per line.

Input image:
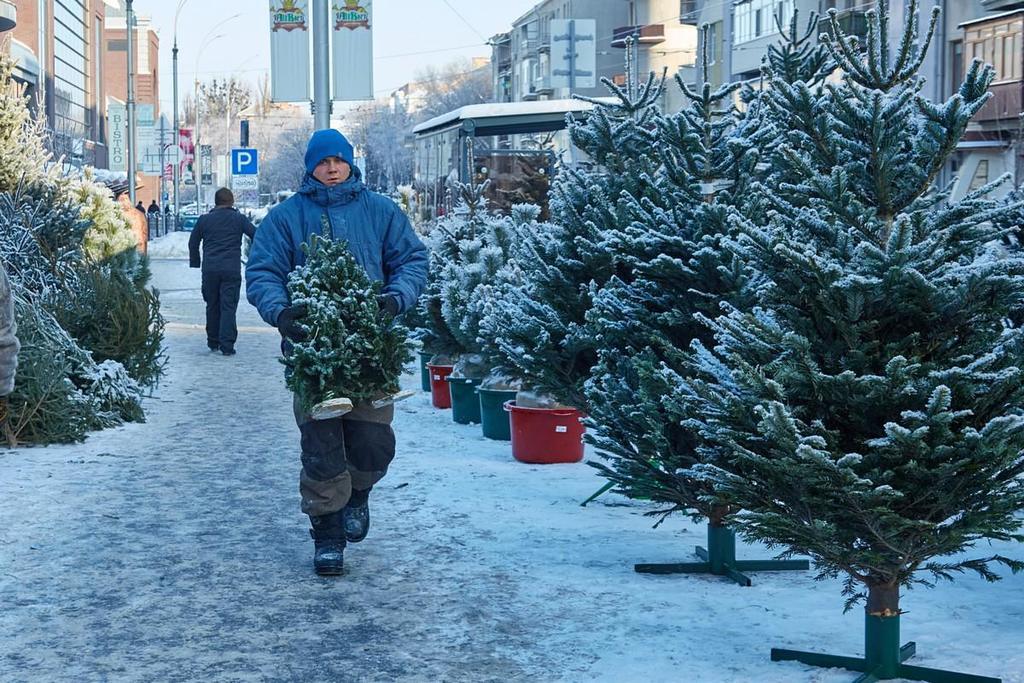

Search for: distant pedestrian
xmin=0 ymin=263 xmax=20 ymax=443
xmin=135 ymin=200 xmax=146 ymax=214
xmin=107 ymin=178 xmax=148 ymax=255
xmin=189 ymin=187 xmax=256 ymax=356
xmin=147 ymin=199 xmax=160 ymax=214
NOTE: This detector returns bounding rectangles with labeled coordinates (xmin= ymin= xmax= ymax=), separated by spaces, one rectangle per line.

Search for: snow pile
xmin=147 ymin=231 xmax=191 ymax=259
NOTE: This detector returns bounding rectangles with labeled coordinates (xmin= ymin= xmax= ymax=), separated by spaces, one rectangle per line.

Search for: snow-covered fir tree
xmin=443 ymin=217 xmax=524 ymax=360
xmin=0 ymin=45 xmax=51 ymax=192
xmin=416 ymin=182 xmax=492 ymax=360
xmin=0 ymin=187 xmax=144 ymax=445
xmin=584 ymin=14 xmax=833 ymax=521
xmin=480 ymin=77 xmax=665 ymax=409
xmin=285 ymin=235 xmax=409 ymax=411
xmin=677 ymin=2 xmax=1024 ymax=671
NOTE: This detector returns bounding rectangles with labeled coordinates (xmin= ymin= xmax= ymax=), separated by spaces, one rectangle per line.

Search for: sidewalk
xmin=0 ymin=254 xmax=1021 ymax=682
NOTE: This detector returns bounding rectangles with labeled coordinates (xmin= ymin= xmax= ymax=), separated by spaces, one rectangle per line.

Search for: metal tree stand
xmin=771 ymin=613 xmax=1000 ymax=683
xmin=634 ymin=523 xmax=810 ymax=586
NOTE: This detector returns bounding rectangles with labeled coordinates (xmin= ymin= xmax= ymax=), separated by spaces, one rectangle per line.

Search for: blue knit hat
xmin=304 ymin=129 xmax=354 ymax=174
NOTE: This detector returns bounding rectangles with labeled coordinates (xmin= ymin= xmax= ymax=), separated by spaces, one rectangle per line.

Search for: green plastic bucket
xmin=418 ymin=351 xmax=433 ymax=392
xmin=445 ymin=377 xmax=482 ymax=424
xmin=477 ymin=387 xmax=517 ymax=441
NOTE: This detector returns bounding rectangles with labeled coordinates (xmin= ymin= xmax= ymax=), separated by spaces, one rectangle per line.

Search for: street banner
xmin=332 ymin=0 xmax=373 ymax=101
xmin=135 ymin=104 xmax=157 ymax=170
xmin=179 ymin=128 xmax=195 ymax=185
xmin=108 ymin=102 xmax=127 ymax=172
xmin=270 ymin=0 xmax=311 ymax=102
xmin=551 ymin=19 xmax=597 ymax=89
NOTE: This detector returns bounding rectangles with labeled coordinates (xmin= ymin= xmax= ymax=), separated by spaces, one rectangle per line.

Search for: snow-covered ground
xmin=1 ymin=259 xmax=1022 ymax=682
xmin=146 ymin=231 xmax=192 ymax=260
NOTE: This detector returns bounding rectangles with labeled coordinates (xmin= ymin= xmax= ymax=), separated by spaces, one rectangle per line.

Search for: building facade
xmin=491 ymin=0 xmax=699 ymax=113
xmin=9 ymin=0 xmax=112 ymax=167
xmin=685 ymin=0 xmax=1023 ymax=197
xmin=4 ymin=0 xmax=162 ymax=202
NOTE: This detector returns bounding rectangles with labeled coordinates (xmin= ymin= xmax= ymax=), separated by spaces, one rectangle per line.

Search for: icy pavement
xmin=1 ymin=254 xmax=1022 ymax=682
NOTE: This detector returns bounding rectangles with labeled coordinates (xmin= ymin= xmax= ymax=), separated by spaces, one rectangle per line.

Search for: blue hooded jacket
xmin=245 ymin=167 xmax=428 ymax=328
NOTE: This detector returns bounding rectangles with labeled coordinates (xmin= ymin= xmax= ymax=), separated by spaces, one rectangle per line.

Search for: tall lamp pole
xmin=172 ymin=0 xmax=191 ymax=226
xmin=193 ymin=14 xmax=241 ymax=213
xmin=126 ymin=0 xmax=137 ymax=204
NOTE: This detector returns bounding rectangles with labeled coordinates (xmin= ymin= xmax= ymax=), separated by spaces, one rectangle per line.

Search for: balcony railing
xmin=611 ymin=24 xmax=666 ymax=48
xmin=974 ymin=80 xmax=1024 ymax=123
xmin=532 ymin=75 xmax=553 ymax=94
xmin=831 ymin=9 xmax=870 ymax=42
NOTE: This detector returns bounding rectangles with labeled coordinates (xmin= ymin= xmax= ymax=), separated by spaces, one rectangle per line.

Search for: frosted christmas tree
xmin=583 ymin=15 xmax=833 ymax=583
xmin=284 ymin=235 xmax=410 ymax=416
xmin=480 ymin=76 xmax=666 ymax=410
xmin=680 ymin=2 xmax=1024 ymax=680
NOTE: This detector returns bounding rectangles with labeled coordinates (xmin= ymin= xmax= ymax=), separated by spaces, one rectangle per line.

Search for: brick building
xmin=5 ymin=0 xmax=161 ymax=203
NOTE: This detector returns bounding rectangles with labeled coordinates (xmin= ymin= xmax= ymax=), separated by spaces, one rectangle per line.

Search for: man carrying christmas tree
xmin=246 ymin=129 xmax=428 ymax=575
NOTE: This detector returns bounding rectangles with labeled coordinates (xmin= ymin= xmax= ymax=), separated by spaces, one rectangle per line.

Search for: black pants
xmin=201 ymin=270 xmax=241 ymax=351
xmin=294 ymin=396 xmax=396 ymax=517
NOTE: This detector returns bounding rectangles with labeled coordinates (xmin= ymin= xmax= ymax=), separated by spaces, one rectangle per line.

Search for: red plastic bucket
xmin=504 ymin=400 xmax=584 ymax=464
xmin=427 ymin=364 xmax=454 ymax=409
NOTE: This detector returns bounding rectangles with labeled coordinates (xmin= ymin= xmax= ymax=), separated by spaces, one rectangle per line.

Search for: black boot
xmin=343 ymin=488 xmax=371 ymax=543
xmin=309 ymin=510 xmax=345 ymax=575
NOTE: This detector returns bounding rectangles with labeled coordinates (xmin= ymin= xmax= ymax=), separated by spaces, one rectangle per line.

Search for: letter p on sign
xmin=231 ymin=148 xmax=259 ymax=175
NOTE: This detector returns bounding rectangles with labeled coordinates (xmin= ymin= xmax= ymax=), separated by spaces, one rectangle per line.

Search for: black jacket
xmin=189 ymin=206 xmax=257 ymax=273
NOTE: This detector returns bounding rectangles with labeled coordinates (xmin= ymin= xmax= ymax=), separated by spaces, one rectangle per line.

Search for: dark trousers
xmin=294 ymin=396 xmax=396 ymax=517
xmin=201 ymin=270 xmax=241 ymax=351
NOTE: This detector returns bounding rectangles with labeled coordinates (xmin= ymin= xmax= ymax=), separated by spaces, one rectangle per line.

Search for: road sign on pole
xmin=551 ymin=18 xmax=596 ymax=90
xmin=231 ymin=148 xmax=259 ymax=175
xmin=231 ymin=175 xmax=259 ymax=191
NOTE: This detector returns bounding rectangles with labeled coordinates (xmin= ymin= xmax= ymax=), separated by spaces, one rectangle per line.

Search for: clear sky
xmin=137 ymin=0 xmax=542 ymax=118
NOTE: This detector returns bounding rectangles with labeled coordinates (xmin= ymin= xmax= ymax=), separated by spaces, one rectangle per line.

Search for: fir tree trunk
xmin=708 ymin=505 xmax=729 ymax=528
xmin=866 ymin=582 xmax=900 ymax=617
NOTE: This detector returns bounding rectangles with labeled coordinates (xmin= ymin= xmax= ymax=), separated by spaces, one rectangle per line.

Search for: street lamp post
xmin=192 ymin=13 xmax=241 ymax=213
xmin=194 ymin=34 xmax=224 ymax=213
xmin=126 ymin=0 xmax=137 ymax=204
xmin=172 ymin=0 xmax=191 ymax=227
xmin=224 ymin=53 xmax=258 ymax=160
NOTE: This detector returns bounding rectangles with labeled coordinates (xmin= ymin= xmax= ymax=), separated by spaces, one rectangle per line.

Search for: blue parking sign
xmin=231 ymin=148 xmax=259 ymax=175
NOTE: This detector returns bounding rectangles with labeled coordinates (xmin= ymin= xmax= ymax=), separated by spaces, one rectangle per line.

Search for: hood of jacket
xmin=297 ymin=165 xmax=365 ymax=207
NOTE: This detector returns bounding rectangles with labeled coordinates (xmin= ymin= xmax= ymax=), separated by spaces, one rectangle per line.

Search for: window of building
xmin=968 ymin=159 xmax=989 ymax=191
xmin=53 ymin=0 xmax=89 ymax=141
xmin=950 ymin=39 xmax=963 ymax=93
xmin=94 ymin=16 xmax=103 ymax=140
xmin=964 ymin=18 xmax=1023 ymax=83
xmin=706 ymin=22 xmax=718 ymax=65
xmin=734 ymin=0 xmax=793 ymax=44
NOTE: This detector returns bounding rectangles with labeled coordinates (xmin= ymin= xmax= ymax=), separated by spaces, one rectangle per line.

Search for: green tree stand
xmin=771 ymin=613 xmax=1000 ymax=683
xmin=634 ymin=523 xmax=809 ymax=586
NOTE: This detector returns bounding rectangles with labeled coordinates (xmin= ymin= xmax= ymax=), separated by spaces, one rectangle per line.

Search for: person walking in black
xmin=135 ymin=200 xmax=146 ymax=214
xmin=189 ymin=188 xmax=256 ymax=355
xmin=147 ymin=199 xmax=160 ymax=214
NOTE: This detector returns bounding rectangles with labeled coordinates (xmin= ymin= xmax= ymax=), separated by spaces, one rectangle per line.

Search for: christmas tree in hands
xmin=285 ymin=235 xmax=410 ymax=414
xmin=681 ymin=2 xmax=1024 ymax=680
